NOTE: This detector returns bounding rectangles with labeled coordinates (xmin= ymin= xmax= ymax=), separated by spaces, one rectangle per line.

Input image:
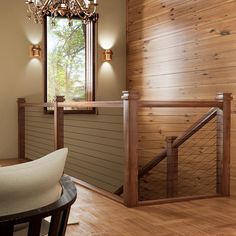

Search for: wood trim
xmin=0 ymin=158 xmax=31 ymax=167
xmin=17 ymin=98 xmax=26 ymax=159
xmin=138 ymin=194 xmax=221 ymax=207
xmin=216 ymin=93 xmax=233 ymax=196
xmin=138 ymin=150 xmax=167 ymax=178
xmin=21 ymin=101 xmax=123 ymax=109
xmin=216 ymin=107 xmax=223 ymax=194
xmin=58 ymin=101 xmax=123 ymax=108
xmin=173 ymin=107 xmax=218 ymax=148
xmin=71 ymin=177 xmax=124 ymax=204
xmin=122 ymin=91 xmax=139 ymax=207
xmin=44 ymin=16 xmax=96 ymax=114
xmin=21 ymin=102 xmax=54 ymax=108
xmin=54 ymin=96 xmax=65 ymax=150
xmin=166 ymin=136 xmax=178 ymax=198
xmin=140 ymin=100 xmax=223 ymax=108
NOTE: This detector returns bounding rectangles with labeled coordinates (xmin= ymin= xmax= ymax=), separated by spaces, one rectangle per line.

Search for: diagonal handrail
xmin=139 ymin=107 xmax=218 ymax=177
xmin=114 ymin=107 xmax=218 ymax=195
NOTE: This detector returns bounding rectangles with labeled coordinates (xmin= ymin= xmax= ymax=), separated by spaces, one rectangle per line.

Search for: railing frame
xmin=166 ymin=136 xmax=178 ymax=198
xmin=54 ymin=96 xmax=65 ymax=150
xmin=122 ymin=91 xmax=139 ymax=207
xmin=17 ymin=98 xmax=26 ymax=160
xmin=216 ymin=93 xmax=232 ymax=196
xmin=17 ymin=91 xmax=232 ymax=207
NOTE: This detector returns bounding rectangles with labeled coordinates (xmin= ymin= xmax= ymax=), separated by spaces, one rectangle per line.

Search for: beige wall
xmin=97 ymin=0 xmax=126 ymax=100
xmin=0 ymin=2 xmax=43 ymax=159
xmin=0 ymin=0 xmax=126 ymax=159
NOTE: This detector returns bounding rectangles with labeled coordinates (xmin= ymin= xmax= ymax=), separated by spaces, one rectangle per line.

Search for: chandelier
xmin=25 ymin=0 xmax=98 ymax=24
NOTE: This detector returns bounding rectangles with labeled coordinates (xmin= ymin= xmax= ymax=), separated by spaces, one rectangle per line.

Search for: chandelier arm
xmin=41 ymin=0 xmax=52 ymax=11
xmin=83 ymin=7 xmax=96 ymax=17
xmin=74 ymin=0 xmax=88 ymax=12
xmin=27 ymin=4 xmax=34 ymax=13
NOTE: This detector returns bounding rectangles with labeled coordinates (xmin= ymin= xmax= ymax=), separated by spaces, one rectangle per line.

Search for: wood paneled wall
xmin=127 ymin=0 xmax=236 ymax=195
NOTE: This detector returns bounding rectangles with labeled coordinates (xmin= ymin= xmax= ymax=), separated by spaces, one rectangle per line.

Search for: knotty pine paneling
xmin=127 ymin=0 xmax=236 ymax=198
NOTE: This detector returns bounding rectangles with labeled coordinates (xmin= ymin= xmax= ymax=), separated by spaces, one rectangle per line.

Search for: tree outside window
xmin=45 ymin=16 xmax=95 ymax=113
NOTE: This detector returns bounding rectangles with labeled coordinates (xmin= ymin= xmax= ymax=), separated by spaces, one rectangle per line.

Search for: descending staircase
xmin=115 ymin=107 xmax=219 ymax=196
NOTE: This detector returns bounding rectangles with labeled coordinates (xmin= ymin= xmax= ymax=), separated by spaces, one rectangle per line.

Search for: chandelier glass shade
xmin=25 ymin=0 xmax=98 ymax=24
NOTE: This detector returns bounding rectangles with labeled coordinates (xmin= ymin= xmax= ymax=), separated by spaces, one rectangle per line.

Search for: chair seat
xmin=0 ymin=175 xmax=77 ymax=236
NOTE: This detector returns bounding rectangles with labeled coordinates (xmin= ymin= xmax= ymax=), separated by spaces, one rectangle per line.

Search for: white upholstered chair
xmin=0 ymin=148 xmax=76 ymax=236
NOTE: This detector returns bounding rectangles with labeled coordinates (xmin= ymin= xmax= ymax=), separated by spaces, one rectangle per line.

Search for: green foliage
xmin=47 ymin=17 xmax=86 ymax=102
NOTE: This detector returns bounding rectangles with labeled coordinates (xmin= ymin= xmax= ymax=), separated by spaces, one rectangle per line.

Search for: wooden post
xmin=17 ymin=98 xmax=26 ymax=159
xmin=122 ymin=91 xmax=139 ymax=207
xmin=216 ymin=92 xmax=232 ymax=196
xmin=166 ymin=136 xmax=178 ymax=198
xmin=54 ymin=96 xmax=65 ymax=150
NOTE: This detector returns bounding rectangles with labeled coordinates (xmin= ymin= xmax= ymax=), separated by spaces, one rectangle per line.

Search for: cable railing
xmin=17 ymin=91 xmax=232 ymax=207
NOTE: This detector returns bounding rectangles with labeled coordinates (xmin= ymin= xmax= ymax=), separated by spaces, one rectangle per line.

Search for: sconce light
xmin=103 ymin=49 xmax=113 ymax=62
xmin=29 ymin=44 xmax=41 ymax=58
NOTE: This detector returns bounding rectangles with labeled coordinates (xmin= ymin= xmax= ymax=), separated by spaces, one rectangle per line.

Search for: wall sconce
xmin=103 ymin=49 xmax=113 ymax=62
xmin=29 ymin=44 xmax=41 ymax=58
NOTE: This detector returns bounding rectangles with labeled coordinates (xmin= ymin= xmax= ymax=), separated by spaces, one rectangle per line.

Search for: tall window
xmin=44 ymin=16 xmax=95 ymax=113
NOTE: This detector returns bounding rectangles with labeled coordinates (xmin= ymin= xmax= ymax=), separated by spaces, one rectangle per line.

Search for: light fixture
xmin=30 ymin=45 xmax=41 ymax=58
xmin=25 ymin=0 xmax=98 ymax=25
xmin=103 ymin=49 xmax=113 ymax=62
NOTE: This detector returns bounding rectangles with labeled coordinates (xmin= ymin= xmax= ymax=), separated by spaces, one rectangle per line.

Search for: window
xmin=44 ymin=16 xmax=96 ymax=113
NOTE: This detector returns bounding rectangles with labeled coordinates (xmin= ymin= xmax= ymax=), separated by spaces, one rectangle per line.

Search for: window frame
xmin=43 ymin=16 xmax=96 ymax=114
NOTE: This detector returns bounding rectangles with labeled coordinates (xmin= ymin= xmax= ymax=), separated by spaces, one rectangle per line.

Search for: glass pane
xmin=47 ymin=17 xmax=86 ymax=104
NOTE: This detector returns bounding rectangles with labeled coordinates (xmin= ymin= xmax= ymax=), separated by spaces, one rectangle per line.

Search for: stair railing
xmin=17 ymin=91 xmax=232 ymax=208
xmin=120 ymin=92 xmax=232 ymax=207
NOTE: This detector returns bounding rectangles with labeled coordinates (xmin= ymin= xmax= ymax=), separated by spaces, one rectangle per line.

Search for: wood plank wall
xmin=127 ymin=0 xmax=236 ymax=195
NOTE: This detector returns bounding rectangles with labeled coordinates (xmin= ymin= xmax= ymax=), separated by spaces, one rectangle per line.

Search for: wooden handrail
xmin=20 ymin=102 xmax=54 ymax=108
xmin=20 ymin=99 xmax=224 ymax=110
xmin=140 ymin=100 xmax=223 ymax=108
xmin=58 ymin=101 xmax=123 ymax=108
xmin=139 ymin=150 xmax=167 ymax=179
xmin=19 ymin=101 xmax=123 ymax=108
xmin=21 ymin=99 xmax=223 ymax=109
xmin=172 ymin=108 xmax=218 ymax=148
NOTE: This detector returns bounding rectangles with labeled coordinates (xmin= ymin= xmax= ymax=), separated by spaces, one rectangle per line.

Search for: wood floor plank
xmin=66 ymin=184 xmax=236 ymax=235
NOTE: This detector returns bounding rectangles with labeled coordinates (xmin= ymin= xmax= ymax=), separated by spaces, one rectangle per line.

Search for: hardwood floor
xmin=2 ymin=159 xmax=236 ymax=235
xmin=0 ymin=158 xmax=30 ymax=167
xmin=66 ymin=185 xmax=236 ymax=236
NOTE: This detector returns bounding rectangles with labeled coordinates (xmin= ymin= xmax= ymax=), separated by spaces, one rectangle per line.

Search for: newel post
xmin=54 ymin=96 xmax=65 ymax=150
xmin=122 ymin=91 xmax=139 ymax=207
xmin=216 ymin=92 xmax=232 ymax=196
xmin=166 ymin=136 xmax=178 ymax=198
xmin=17 ymin=98 xmax=26 ymax=159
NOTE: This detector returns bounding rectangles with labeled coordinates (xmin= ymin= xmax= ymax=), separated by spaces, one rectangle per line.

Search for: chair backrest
xmin=0 ymin=176 xmax=77 ymax=236
xmin=0 ymin=148 xmax=68 ymax=216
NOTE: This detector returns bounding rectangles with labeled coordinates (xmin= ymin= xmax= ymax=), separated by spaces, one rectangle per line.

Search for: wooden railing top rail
xmin=173 ymin=107 xmax=218 ymax=148
xmin=19 ymin=101 xmax=123 ymax=108
xmin=19 ymin=99 xmax=224 ymax=110
xmin=58 ymin=101 xmax=123 ymax=108
xmin=140 ymin=100 xmax=223 ymax=108
xmin=20 ymin=102 xmax=54 ymax=108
